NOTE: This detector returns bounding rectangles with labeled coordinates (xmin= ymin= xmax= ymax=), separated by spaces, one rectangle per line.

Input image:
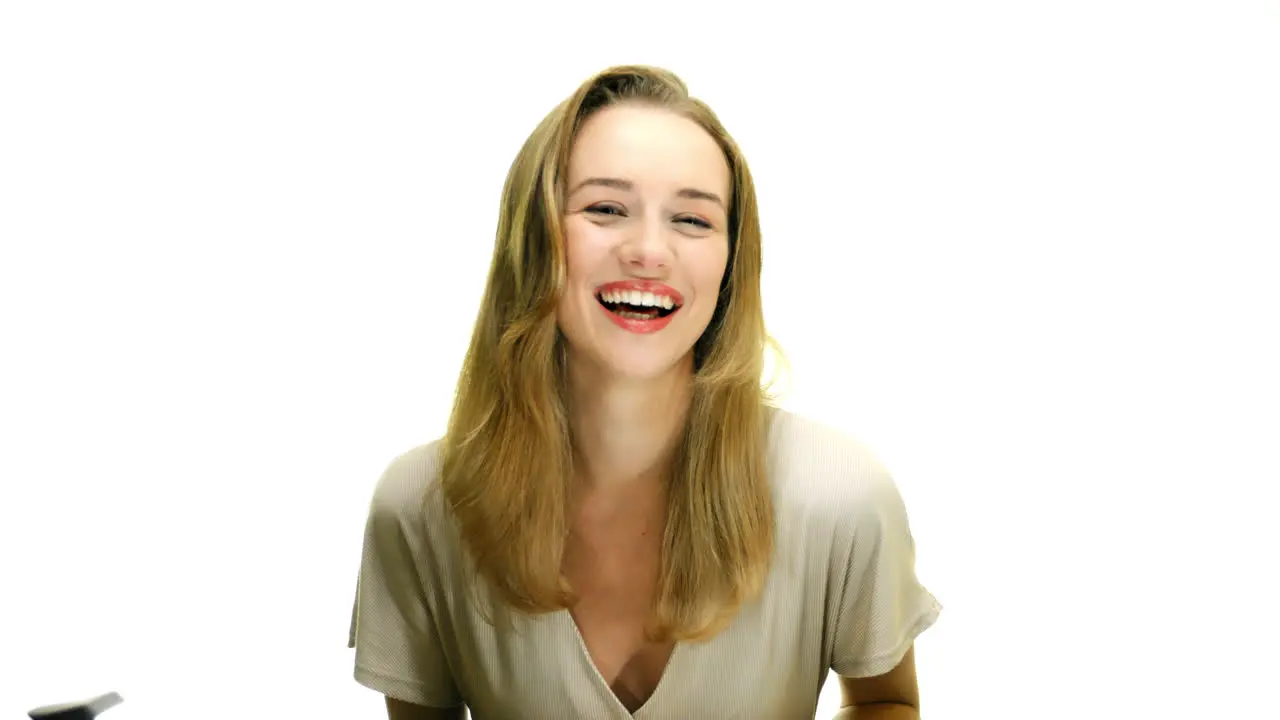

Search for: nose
xmin=618 ymin=215 xmax=674 ymax=273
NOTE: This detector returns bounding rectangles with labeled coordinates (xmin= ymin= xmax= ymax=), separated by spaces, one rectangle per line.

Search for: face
xmin=556 ymin=104 xmax=732 ymax=381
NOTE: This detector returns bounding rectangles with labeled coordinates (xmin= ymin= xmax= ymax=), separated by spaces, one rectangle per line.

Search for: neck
xmin=566 ymin=353 xmax=694 ymax=498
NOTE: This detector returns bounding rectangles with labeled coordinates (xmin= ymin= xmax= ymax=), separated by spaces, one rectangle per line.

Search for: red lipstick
xmin=594 ymin=280 xmax=684 ymax=334
xmin=594 ymin=280 xmax=684 ymax=306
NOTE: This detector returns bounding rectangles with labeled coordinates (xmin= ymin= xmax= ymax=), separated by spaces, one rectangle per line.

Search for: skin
xmin=555 ymin=103 xmax=732 ymax=498
xmin=382 ymin=104 xmax=731 ymax=719
xmin=384 ymin=697 xmax=463 ymax=720
xmin=838 ymin=645 xmax=922 ymax=718
xmin=383 ymin=104 xmax=922 ymax=718
xmin=553 ymin=103 xmax=733 ymax=712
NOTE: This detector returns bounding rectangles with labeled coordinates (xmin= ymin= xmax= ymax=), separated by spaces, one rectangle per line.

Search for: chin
xmin=597 ymin=349 xmax=692 ymax=381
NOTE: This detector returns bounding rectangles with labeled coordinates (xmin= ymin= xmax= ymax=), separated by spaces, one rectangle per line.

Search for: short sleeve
xmin=348 ymin=458 xmax=463 ymax=708
xmin=829 ymin=468 xmax=942 ymax=678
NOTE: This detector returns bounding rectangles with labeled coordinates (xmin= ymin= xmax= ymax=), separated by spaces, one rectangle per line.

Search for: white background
xmin=2 ymin=2 xmax=1277 ymax=718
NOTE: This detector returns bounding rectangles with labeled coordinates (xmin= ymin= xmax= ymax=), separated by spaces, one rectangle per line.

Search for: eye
xmin=585 ymin=203 xmax=626 ymax=217
xmin=677 ymin=215 xmax=713 ymax=230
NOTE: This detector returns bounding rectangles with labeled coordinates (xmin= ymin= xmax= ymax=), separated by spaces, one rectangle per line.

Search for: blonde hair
xmin=439 ymin=65 xmax=780 ymax=642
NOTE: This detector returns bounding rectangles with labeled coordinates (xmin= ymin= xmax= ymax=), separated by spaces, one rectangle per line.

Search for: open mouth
xmin=596 ymin=291 xmax=681 ymax=321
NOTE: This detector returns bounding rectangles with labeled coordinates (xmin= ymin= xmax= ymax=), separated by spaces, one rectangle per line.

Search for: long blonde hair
xmin=439 ymin=65 xmax=778 ymax=642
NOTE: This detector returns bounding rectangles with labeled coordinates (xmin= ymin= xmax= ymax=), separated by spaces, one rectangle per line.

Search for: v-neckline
xmin=560 ymin=610 xmax=685 ymax=718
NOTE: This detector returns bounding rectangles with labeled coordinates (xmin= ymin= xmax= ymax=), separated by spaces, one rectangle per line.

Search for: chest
xmin=561 ymin=523 xmax=674 ymax=712
xmin=438 ymin=528 xmax=824 ymax=719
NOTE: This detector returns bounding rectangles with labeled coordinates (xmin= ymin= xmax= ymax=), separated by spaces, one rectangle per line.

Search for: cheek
xmin=562 ymin=221 xmax=606 ymax=283
xmin=695 ymin=240 xmax=731 ymax=299
xmin=557 ymin=221 xmax=606 ymax=326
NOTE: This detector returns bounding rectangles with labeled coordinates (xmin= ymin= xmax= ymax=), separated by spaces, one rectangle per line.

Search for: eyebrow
xmin=569 ymin=176 xmax=726 ymax=209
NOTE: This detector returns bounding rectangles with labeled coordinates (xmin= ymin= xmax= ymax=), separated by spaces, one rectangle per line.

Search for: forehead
xmin=567 ymin=105 xmax=730 ymax=197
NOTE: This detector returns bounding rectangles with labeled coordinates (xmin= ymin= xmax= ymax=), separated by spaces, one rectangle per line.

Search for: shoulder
xmin=359 ymin=438 xmax=467 ymax=587
xmin=366 ymin=438 xmax=449 ymax=529
xmin=764 ymin=407 xmax=906 ymax=535
xmin=765 ymin=407 xmax=899 ymax=504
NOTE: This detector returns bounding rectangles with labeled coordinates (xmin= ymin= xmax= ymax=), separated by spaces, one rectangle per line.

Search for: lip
xmin=597 ymin=302 xmax=677 ymax=334
xmin=594 ymin=279 xmax=683 ymax=335
xmin=593 ymin=280 xmax=685 ymax=307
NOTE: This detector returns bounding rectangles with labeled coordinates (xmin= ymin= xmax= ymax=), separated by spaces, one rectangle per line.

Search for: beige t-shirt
xmin=347 ymin=408 xmax=941 ymax=719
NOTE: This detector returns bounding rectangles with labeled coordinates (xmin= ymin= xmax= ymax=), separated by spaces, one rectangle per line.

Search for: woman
xmin=348 ymin=65 xmax=941 ymax=719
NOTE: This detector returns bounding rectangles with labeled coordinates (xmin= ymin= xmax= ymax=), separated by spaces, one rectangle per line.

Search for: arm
xmin=385 ymin=696 xmax=466 ymax=720
xmin=835 ymin=645 xmax=920 ymax=719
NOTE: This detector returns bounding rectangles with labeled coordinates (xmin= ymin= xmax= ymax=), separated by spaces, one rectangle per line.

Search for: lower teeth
xmin=616 ymin=310 xmax=656 ymax=320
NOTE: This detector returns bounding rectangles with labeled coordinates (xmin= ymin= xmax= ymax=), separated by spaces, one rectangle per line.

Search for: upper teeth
xmin=599 ymin=289 xmax=676 ymax=310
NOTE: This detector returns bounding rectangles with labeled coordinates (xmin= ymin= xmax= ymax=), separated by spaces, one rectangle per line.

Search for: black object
xmin=27 ymin=692 xmax=123 ymax=720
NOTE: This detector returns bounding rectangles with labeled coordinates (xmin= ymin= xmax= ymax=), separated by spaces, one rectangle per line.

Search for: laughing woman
xmin=348 ymin=65 xmax=941 ymax=719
